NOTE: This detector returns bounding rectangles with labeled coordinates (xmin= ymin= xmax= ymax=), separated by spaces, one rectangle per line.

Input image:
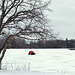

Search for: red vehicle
xmin=28 ymin=51 xmax=36 ymax=55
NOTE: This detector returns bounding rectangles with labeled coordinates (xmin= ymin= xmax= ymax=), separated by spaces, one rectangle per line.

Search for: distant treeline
xmin=0 ymin=38 xmax=75 ymax=48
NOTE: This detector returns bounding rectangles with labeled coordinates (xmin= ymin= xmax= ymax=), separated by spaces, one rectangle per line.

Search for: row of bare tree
xmin=37 ymin=39 xmax=75 ymax=48
xmin=10 ymin=39 xmax=75 ymax=48
xmin=0 ymin=38 xmax=74 ymax=48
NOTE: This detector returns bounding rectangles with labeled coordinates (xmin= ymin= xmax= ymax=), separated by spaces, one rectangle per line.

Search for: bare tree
xmin=0 ymin=0 xmax=55 ymax=69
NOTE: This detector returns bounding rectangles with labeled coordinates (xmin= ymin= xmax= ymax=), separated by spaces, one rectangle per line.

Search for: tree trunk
xmin=0 ymin=60 xmax=2 ymax=70
xmin=0 ymin=47 xmax=7 ymax=70
xmin=0 ymin=35 xmax=14 ymax=70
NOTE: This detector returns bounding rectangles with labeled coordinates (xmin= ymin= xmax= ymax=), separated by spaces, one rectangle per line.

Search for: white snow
xmin=0 ymin=70 xmax=75 ymax=75
xmin=0 ymin=48 xmax=75 ymax=75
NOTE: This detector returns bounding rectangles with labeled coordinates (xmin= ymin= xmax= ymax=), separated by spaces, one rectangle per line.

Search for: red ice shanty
xmin=28 ymin=51 xmax=36 ymax=55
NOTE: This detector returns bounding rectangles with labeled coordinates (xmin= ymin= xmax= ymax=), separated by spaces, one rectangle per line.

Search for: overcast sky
xmin=48 ymin=0 xmax=75 ymax=40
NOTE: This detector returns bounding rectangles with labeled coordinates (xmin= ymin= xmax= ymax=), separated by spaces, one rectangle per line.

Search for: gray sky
xmin=48 ymin=0 xmax=75 ymax=40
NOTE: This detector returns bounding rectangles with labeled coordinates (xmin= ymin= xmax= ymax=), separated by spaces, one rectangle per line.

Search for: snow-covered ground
xmin=1 ymin=48 xmax=75 ymax=75
xmin=1 ymin=70 xmax=75 ymax=75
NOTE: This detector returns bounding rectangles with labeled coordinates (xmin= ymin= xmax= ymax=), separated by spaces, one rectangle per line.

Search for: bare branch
xmin=0 ymin=0 xmax=57 ymax=68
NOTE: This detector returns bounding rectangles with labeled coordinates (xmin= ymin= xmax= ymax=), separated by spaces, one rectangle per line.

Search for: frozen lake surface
xmin=2 ymin=49 xmax=75 ymax=73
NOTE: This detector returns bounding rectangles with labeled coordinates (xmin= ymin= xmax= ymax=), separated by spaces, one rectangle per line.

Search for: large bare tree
xmin=0 ymin=0 xmax=55 ymax=69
